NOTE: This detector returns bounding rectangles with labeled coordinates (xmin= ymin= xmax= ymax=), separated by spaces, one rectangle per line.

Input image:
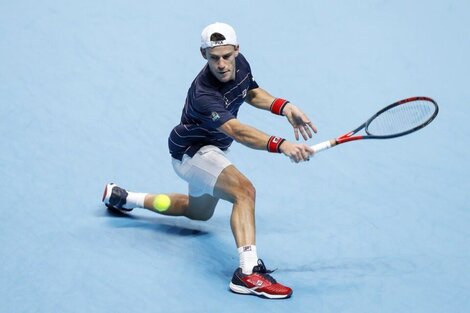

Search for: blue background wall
xmin=1 ymin=1 xmax=468 ymax=312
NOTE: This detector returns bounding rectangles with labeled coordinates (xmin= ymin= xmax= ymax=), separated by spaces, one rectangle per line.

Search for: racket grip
xmin=311 ymin=139 xmax=336 ymax=154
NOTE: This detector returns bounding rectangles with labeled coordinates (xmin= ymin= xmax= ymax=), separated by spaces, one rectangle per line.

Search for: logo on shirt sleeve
xmin=242 ymin=88 xmax=247 ymax=98
xmin=211 ymin=112 xmax=220 ymax=122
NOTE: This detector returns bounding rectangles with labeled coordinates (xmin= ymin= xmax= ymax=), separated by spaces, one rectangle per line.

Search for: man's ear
xmin=200 ymin=48 xmax=207 ymax=59
xmin=234 ymin=45 xmax=240 ymax=57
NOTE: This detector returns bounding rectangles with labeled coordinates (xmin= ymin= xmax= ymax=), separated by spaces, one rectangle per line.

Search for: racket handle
xmin=311 ymin=139 xmax=337 ymax=154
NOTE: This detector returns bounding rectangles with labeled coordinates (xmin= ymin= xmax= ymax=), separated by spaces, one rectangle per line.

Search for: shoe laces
xmin=252 ymin=259 xmax=277 ymax=284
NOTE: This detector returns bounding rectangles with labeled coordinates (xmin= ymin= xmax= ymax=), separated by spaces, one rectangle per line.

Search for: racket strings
xmin=366 ymin=100 xmax=436 ymax=136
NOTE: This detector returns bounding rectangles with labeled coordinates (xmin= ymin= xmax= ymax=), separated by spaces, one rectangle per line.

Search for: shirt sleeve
xmin=249 ymin=74 xmax=259 ymax=90
xmin=239 ymin=53 xmax=259 ymax=90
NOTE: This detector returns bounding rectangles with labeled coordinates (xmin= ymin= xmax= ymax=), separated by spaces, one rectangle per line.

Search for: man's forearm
xmin=219 ymin=119 xmax=271 ymax=150
xmin=245 ymin=87 xmax=276 ymax=110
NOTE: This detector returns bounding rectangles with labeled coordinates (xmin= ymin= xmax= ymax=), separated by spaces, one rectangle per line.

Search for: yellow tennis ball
xmin=153 ymin=194 xmax=171 ymax=212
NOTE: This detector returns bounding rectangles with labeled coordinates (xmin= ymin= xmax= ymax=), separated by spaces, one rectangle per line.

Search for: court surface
xmin=1 ymin=1 xmax=469 ymax=312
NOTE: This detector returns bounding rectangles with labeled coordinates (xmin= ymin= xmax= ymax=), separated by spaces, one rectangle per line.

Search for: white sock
xmin=124 ymin=192 xmax=147 ymax=209
xmin=238 ymin=245 xmax=259 ymax=275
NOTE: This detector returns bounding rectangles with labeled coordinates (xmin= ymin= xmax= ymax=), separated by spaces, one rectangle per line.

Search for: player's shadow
xmin=103 ymin=207 xmax=209 ymax=237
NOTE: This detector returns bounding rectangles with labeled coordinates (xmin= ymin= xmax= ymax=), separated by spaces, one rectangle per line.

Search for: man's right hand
xmin=279 ymin=141 xmax=314 ymax=163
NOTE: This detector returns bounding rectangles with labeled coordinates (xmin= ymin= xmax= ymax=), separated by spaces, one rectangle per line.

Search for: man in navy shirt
xmin=103 ymin=22 xmax=316 ymax=299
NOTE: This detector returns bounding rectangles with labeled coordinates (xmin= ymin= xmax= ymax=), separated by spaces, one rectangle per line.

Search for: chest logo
xmin=211 ymin=112 xmax=220 ymax=122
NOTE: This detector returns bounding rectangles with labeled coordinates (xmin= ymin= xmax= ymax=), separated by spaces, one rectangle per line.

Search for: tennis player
xmin=103 ymin=22 xmax=316 ymax=299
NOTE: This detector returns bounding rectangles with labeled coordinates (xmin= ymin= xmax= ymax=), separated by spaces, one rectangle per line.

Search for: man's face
xmin=202 ymin=45 xmax=239 ymax=83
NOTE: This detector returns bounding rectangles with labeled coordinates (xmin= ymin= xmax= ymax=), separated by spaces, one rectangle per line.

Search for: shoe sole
xmin=102 ymin=183 xmax=113 ymax=202
xmin=229 ymin=282 xmax=292 ymax=299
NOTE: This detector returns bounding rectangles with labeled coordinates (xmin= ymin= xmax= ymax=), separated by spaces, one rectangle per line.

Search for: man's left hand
xmin=283 ymin=103 xmax=317 ymax=140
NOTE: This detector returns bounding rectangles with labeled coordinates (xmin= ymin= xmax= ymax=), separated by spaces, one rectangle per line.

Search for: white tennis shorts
xmin=172 ymin=145 xmax=232 ymax=197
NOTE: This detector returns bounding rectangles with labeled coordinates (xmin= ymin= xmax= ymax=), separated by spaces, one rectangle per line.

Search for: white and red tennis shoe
xmin=229 ymin=259 xmax=293 ymax=299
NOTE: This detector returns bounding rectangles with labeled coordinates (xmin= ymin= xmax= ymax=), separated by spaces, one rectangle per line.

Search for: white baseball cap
xmin=200 ymin=22 xmax=238 ymax=49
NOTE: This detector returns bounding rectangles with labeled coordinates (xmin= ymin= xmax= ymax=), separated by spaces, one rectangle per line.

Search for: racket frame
xmin=311 ymin=96 xmax=439 ymax=153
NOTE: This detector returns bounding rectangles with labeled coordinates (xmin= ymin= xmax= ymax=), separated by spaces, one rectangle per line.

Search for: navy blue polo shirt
xmin=168 ymin=53 xmax=259 ymax=161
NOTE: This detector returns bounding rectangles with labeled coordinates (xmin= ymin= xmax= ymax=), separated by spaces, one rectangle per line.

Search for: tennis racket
xmin=310 ymin=97 xmax=439 ymax=154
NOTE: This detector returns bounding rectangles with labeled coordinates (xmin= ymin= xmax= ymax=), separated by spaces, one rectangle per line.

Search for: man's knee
xmin=213 ymin=165 xmax=256 ymax=205
xmin=186 ymin=209 xmax=215 ymax=221
xmin=234 ymin=178 xmax=256 ymax=204
xmin=185 ymin=195 xmax=218 ymax=221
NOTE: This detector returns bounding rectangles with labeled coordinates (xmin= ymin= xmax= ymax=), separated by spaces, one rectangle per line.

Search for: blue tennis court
xmin=1 ymin=1 xmax=468 ymax=312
